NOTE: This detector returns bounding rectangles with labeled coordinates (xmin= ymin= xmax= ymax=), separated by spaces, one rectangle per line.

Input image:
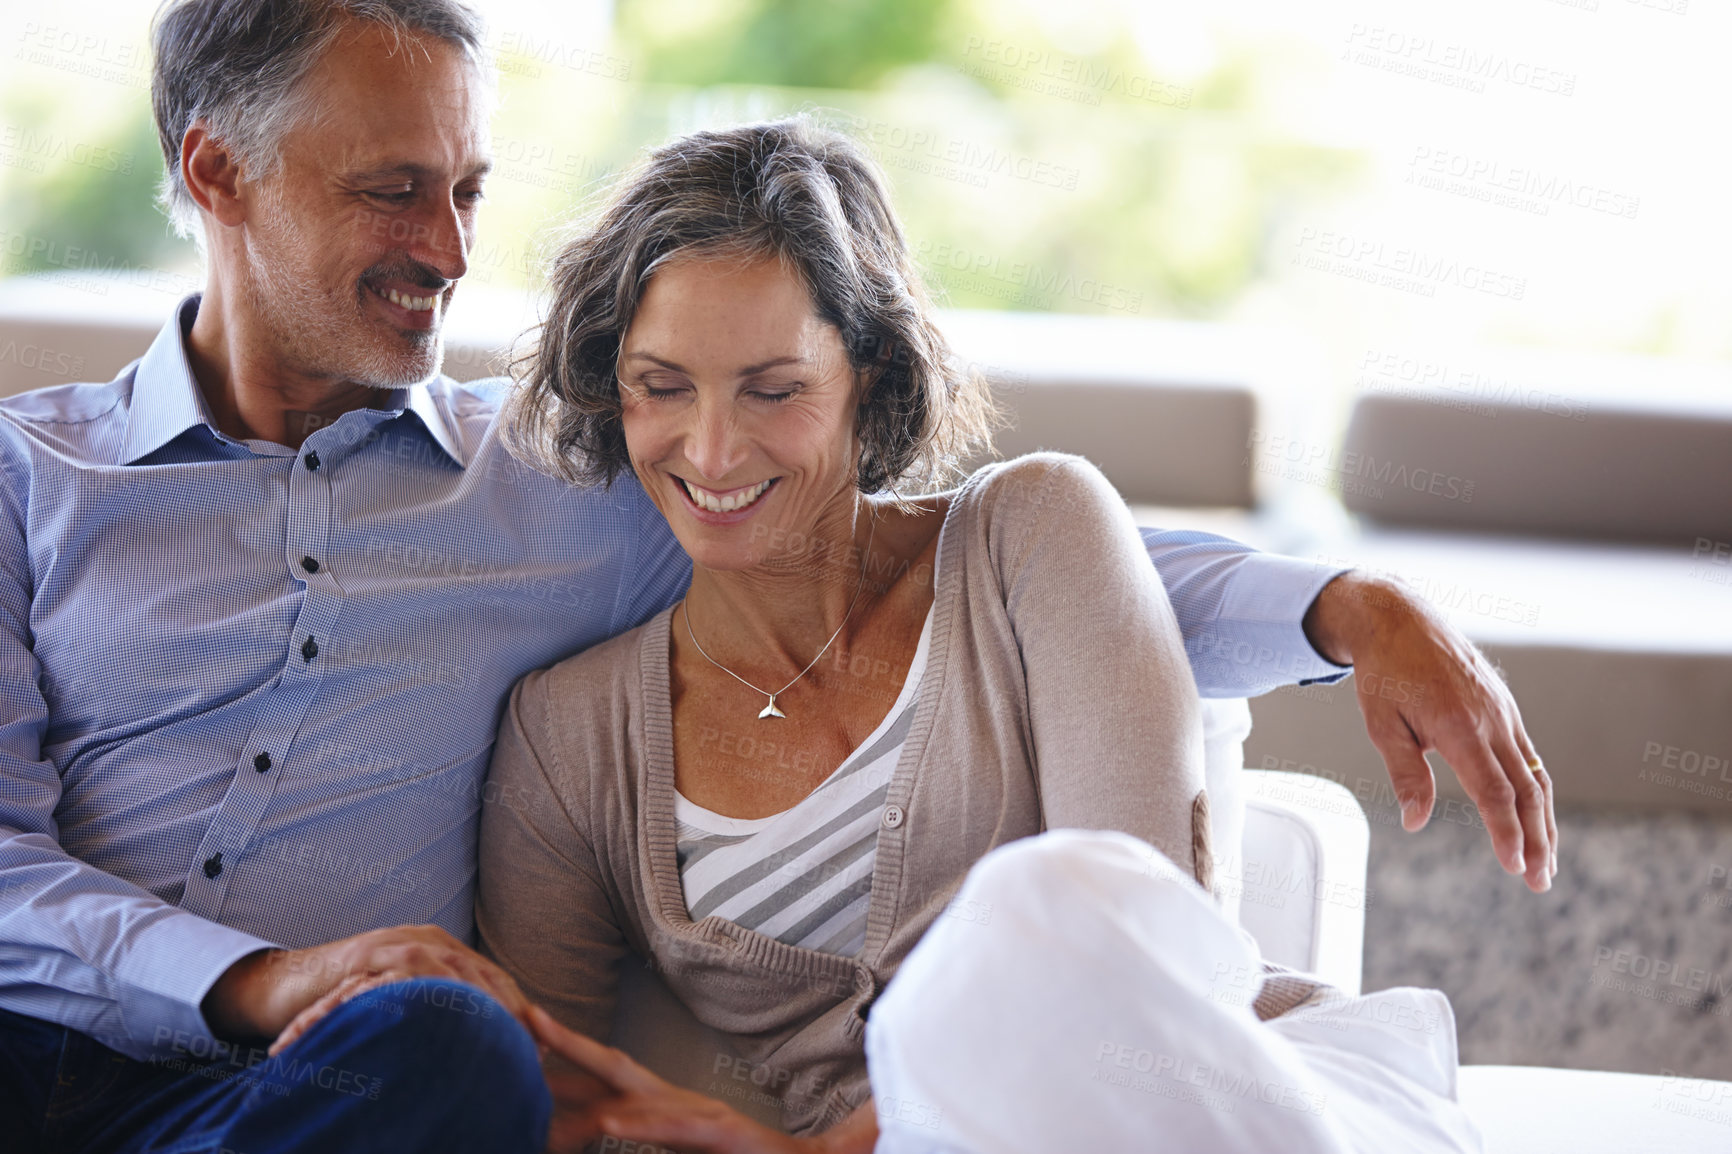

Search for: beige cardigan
xmin=477 ymin=453 xmax=1211 ymax=1134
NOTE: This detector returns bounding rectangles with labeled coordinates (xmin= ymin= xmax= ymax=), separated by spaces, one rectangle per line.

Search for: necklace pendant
xmin=758 ymin=695 xmax=786 ymax=720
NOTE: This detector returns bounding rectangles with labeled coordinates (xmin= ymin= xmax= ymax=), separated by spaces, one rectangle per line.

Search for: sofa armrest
xmin=1235 ymin=769 xmax=1370 ymax=995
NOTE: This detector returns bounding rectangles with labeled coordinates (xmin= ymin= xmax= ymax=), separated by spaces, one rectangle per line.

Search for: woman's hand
xmin=530 ymin=1004 xmax=811 ymax=1154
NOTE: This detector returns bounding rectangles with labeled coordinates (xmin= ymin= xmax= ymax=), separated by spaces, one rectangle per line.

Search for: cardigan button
xmin=881 ymin=805 xmax=905 ymax=830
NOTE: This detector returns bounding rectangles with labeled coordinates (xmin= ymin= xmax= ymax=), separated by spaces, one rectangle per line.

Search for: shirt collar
xmin=394 ymin=381 xmax=468 ymax=470
xmin=120 ymin=294 xmax=221 ymax=464
xmin=121 ymin=293 xmax=468 ymax=470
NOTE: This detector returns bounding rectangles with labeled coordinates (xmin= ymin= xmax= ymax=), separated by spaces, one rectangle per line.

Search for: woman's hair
xmin=504 ymin=117 xmax=998 ymax=493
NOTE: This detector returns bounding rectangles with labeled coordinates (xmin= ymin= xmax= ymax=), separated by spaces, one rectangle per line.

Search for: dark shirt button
xmin=203 ymin=853 xmax=223 ymax=879
xmin=301 ymin=636 xmax=319 ymax=662
xmin=254 ymin=752 xmax=272 ymax=773
xmin=300 ymin=556 xmax=320 ymax=574
xmin=304 ymin=451 xmax=321 ymax=471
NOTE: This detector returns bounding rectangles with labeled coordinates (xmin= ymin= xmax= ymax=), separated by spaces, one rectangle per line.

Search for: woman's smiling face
xmin=617 ymin=254 xmax=865 ymax=573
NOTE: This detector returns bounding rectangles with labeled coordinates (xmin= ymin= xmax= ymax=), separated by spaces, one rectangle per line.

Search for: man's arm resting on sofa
xmin=1141 ymin=529 xmax=1556 ymax=893
xmin=1141 ymin=526 xmax=1351 ymax=697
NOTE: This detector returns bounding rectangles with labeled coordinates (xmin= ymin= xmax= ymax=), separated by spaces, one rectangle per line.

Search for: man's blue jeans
xmin=0 ymin=979 xmax=552 ymax=1153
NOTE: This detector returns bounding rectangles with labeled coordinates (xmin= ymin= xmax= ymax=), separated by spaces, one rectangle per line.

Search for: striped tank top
xmin=674 ymin=604 xmax=934 ymax=957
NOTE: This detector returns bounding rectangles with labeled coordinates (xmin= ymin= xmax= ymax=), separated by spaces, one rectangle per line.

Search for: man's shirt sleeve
xmin=1140 ymin=527 xmax=1351 ymax=697
xmin=0 ymin=443 xmax=276 ymax=1060
xmin=617 ymin=479 xmax=693 ymax=631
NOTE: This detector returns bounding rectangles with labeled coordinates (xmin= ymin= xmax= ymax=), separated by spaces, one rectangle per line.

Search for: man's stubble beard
xmin=242 ymin=199 xmax=445 ymax=390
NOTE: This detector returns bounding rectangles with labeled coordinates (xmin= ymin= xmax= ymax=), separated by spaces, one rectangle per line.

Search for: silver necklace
xmin=682 ymin=515 xmax=878 ymax=720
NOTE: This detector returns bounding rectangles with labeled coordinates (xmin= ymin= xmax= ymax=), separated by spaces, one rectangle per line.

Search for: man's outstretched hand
xmin=1304 ymin=571 xmax=1557 ymax=893
xmin=201 ymin=924 xmax=535 ymax=1053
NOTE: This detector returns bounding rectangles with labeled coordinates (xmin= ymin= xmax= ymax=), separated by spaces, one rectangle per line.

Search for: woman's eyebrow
xmin=623 ymin=352 xmax=807 ymax=377
xmin=737 ymin=355 xmax=805 ymax=377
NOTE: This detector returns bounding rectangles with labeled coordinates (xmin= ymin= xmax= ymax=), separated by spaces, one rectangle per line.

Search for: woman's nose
xmin=685 ymin=400 xmax=749 ymax=482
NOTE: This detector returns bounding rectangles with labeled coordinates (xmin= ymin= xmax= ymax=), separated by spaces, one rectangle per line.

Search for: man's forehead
xmin=292 ymin=22 xmax=492 ymax=172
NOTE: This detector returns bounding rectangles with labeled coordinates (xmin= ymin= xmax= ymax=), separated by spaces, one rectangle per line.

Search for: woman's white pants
xmin=866 ymin=829 xmax=1484 ymax=1154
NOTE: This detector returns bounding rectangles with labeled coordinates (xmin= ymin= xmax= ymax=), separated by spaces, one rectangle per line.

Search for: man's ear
xmin=181 ymin=123 xmax=248 ymax=229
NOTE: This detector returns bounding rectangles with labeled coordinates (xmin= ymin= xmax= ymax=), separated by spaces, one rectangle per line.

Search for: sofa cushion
xmin=1341 ymin=389 xmax=1732 ymax=544
xmin=1459 ymin=1065 xmax=1732 ymax=1153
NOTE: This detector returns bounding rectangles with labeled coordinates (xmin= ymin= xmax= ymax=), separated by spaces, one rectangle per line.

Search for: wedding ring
xmin=1527 ymin=757 xmax=1544 ymax=772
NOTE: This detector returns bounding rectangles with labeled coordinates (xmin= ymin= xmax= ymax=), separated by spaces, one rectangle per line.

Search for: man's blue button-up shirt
xmin=0 ymin=295 xmax=1345 ymax=1060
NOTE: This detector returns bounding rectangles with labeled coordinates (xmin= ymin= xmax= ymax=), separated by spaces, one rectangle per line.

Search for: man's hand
xmin=1304 ymin=571 xmax=1557 ymax=893
xmin=201 ymin=924 xmax=534 ymax=1054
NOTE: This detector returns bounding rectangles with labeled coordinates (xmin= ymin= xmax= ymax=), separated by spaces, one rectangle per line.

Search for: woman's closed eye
xmin=631 ymin=381 xmax=803 ymax=404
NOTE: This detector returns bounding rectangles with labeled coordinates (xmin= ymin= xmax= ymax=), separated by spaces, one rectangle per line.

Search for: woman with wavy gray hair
xmin=479 ymin=118 xmax=1479 ymax=1154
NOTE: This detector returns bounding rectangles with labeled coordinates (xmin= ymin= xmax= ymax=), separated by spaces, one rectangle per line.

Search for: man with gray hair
xmin=0 ymin=0 xmax=1554 ymax=1150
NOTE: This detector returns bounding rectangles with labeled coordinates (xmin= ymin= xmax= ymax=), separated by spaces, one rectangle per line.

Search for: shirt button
xmin=254 ymin=752 xmax=272 ymax=773
xmin=301 ymin=636 xmax=319 ymax=662
xmin=304 ymin=451 xmax=321 ymax=472
xmin=300 ymin=557 xmax=320 ymax=574
xmin=203 ymin=853 xmax=223 ymax=879
xmin=881 ymin=805 xmax=905 ymax=830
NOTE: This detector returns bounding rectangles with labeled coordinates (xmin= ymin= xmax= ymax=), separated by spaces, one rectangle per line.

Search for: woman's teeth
xmin=381 ymin=287 xmax=437 ymax=311
xmin=683 ymin=478 xmax=772 ymax=513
